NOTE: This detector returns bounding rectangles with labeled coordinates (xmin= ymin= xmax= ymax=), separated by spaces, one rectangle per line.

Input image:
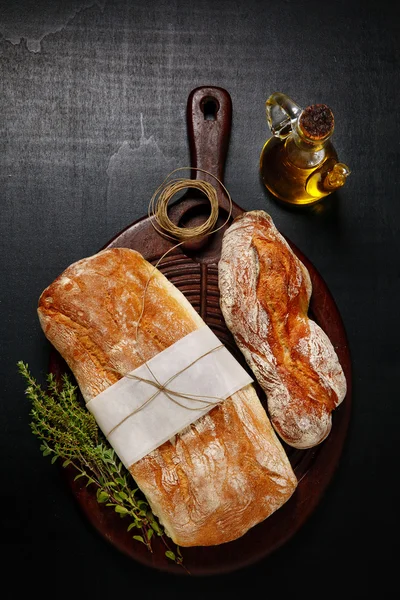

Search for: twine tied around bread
xmin=105 ymin=168 xmax=234 ymax=436
xmin=106 ymin=343 xmax=225 ymax=438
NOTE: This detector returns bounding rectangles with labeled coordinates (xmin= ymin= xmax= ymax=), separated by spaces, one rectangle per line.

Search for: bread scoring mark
xmin=299 ymin=321 xmax=347 ymax=402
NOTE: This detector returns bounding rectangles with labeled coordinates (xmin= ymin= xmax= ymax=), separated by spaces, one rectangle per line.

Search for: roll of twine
xmin=148 ymin=166 xmax=232 ymax=242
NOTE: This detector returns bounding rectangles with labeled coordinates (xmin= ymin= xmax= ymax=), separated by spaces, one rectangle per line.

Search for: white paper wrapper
xmin=86 ymin=325 xmax=253 ymax=468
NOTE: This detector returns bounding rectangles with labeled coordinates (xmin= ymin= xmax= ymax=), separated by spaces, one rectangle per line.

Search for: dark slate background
xmin=1 ymin=0 xmax=399 ymax=597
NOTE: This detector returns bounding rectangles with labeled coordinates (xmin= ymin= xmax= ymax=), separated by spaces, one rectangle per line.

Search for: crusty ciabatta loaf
xmin=218 ymin=210 xmax=347 ymax=450
xmin=37 ymin=247 xmax=297 ymax=547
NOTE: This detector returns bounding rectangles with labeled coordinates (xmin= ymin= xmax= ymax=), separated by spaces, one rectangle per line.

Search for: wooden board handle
xmin=186 ymin=86 xmax=232 ymax=213
xmin=142 ymin=86 xmax=241 ymax=260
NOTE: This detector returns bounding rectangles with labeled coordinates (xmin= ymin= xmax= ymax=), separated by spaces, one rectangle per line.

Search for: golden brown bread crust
xmin=218 ymin=210 xmax=347 ymax=449
xmin=38 ymin=247 xmax=297 ymax=547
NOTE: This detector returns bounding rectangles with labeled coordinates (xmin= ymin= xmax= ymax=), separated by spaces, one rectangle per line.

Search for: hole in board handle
xmin=201 ymin=97 xmax=220 ymax=121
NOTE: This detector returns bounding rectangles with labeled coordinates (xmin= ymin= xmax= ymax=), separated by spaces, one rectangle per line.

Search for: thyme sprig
xmin=18 ymin=361 xmax=185 ymax=569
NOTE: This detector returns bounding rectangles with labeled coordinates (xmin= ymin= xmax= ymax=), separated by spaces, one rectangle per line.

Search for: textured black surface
xmin=1 ymin=0 xmax=399 ymax=597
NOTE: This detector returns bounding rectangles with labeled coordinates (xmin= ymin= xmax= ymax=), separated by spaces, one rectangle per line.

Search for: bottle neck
xmin=285 ymin=121 xmax=332 ymax=169
xmin=292 ymin=120 xmax=331 ymax=151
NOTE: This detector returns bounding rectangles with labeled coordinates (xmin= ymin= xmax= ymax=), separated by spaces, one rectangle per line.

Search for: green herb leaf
xmin=114 ymin=505 xmax=129 ymax=515
xmin=96 ymin=490 xmax=109 ymax=503
xmin=132 ymin=535 xmax=145 ymax=544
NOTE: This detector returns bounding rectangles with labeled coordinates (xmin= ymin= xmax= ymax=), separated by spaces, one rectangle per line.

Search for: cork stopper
xmin=299 ymin=104 xmax=334 ymax=141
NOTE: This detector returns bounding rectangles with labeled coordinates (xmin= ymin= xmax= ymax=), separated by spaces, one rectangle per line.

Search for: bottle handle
xmin=266 ymin=93 xmax=302 ymax=139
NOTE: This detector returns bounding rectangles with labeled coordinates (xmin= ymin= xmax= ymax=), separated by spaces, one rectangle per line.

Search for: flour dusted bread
xmin=218 ymin=210 xmax=347 ymax=449
xmin=38 ymin=247 xmax=297 ymax=547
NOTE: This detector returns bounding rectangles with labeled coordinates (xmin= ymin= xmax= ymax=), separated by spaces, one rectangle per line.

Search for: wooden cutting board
xmin=49 ymin=86 xmax=352 ymax=576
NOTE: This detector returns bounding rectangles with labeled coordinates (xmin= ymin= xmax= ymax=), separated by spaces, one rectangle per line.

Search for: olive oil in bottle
xmin=260 ymin=93 xmax=350 ymax=206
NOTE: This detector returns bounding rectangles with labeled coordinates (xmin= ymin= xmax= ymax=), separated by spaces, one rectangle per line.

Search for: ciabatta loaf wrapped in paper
xmin=37 ymin=247 xmax=297 ymax=547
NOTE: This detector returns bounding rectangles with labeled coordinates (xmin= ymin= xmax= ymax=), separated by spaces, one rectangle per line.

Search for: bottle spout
xmin=323 ymin=162 xmax=351 ymax=190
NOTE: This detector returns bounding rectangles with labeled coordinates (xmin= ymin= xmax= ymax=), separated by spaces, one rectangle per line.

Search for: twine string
xmin=106 ymin=168 xmax=233 ymax=436
xmin=105 ymin=344 xmax=224 ymax=438
xmin=148 ymin=166 xmax=232 ymax=241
